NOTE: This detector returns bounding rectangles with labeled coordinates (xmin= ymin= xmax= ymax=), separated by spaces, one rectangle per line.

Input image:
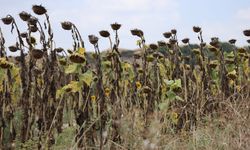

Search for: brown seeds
xmin=149 ymin=43 xmax=158 ymax=50
xmin=8 ymin=45 xmax=19 ymax=52
xmin=247 ymin=39 xmax=250 ymax=44
xmin=131 ymin=29 xmax=144 ymax=37
xmin=20 ymin=32 xmax=28 ymax=38
xmin=209 ymin=60 xmax=219 ymax=68
xmin=28 ymin=16 xmax=38 ymax=25
xmin=99 ymin=30 xmax=110 ymax=38
xmin=0 ymin=58 xmax=12 ymax=69
xmin=1 ymin=15 xmax=13 ymax=25
xmin=54 ymin=47 xmax=64 ymax=53
xmin=157 ymin=41 xmax=167 ymax=47
xmin=181 ymin=38 xmax=189 ymax=44
xmin=88 ymin=35 xmax=99 ymax=45
xmin=171 ymin=29 xmax=177 ymax=34
xmin=32 ymin=5 xmax=47 ymax=15
xmin=19 ymin=11 xmax=31 ymax=21
xmin=225 ymin=58 xmax=235 ymax=64
xmin=32 ymin=49 xmax=44 ymax=59
xmin=153 ymin=52 xmax=161 ymax=58
xmin=0 ymin=62 xmax=11 ymax=69
xmin=229 ymin=39 xmax=236 ymax=44
xmin=69 ymin=53 xmax=85 ymax=63
xmin=210 ymin=40 xmax=219 ymax=47
xmin=163 ymin=32 xmax=172 ymax=38
xmin=61 ymin=21 xmax=73 ymax=30
xmin=29 ymin=25 xmax=38 ymax=32
xmin=227 ymin=71 xmax=237 ymax=80
xmin=238 ymin=48 xmax=246 ymax=53
xmin=30 ymin=37 xmax=36 ymax=44
xmin=169 ymin=39 xmax=177 ymax=45
xmin=243 ymin=29 xmax=250 ymax=37
xmin=111 ymin=22 xmax=121 ymax=30
xmin=193 ymin=26 xmax=201 ymax=33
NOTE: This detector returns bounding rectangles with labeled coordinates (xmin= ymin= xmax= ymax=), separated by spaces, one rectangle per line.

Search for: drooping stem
xmin=0 ymin=28 xmax=6 ymax=57
xmin=94 ymin=43 xmax=105 ymax=150
xmin=73 ymin=24 xmax=84 ymax=48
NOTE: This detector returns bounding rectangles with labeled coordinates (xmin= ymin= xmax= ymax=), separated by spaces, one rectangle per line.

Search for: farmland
xmin=0 ymin=4 xmax=250 ymax=150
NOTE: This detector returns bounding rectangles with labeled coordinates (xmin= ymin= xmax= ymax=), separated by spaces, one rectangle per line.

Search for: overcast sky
xmin=0 ymin=0 xmax=249 ymax=52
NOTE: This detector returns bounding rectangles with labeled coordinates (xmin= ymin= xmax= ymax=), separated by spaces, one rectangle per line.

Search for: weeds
xmin=0 ymin=4 xmax=249 ymax=150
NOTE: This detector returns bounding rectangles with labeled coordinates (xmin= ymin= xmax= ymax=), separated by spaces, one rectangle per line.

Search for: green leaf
xmin=136 ymin=40 xmax=141 ymax=46
xmin=158 ymin=63 xmax=166 ymax=77
xmin=224 ymin=51 xmax=234 ymax=58
xmin=56 ymin=81 xmax=82 ymax=98
xmin=56 ymin=88 xmax=65 ymax=99
xmin=69 ymin=81 xmax=82 ymax=92
xmin=101 ymin=61 xmax=111 ymax=69
xmin=165 ymin=79 xmax=174 ymax=86
xmin=226 ymin=64 xmax=235 ymax=72
xmin=65 ymin=64 xmax=80 ymax=74
xmin=122 ymin=62 xmax=132 ymax=70
xmin=159 ymin=102 xmax=169 ymax=111
xmin=166 ymin=90 xmax=176 ymax=100
xmin=63 ymin=81 xmax=82 ymax=93
xmin=175 ymin=79 xmax=181 ymax=87
xmin=79 ymin=70 xmax=93 ymax=86
xmin=170 ymin=79 xmax=182 ymax=91
xmin=211 ymin=69 xmax=219 ymax=81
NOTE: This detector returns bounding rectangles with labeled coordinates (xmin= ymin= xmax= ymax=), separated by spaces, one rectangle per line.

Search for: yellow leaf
xmin=68 ymin=81 xmax=82 ymax=93
xmin=136 ymin=40 xmax=141 ymax=46
xmin=57 ymin=81 xmax=82 ymax=99
xmin=79 ymin=70 xmax=93 ymax=86
xmin=170 ymin=112 xmax=178 ymax=125
xmin=56 ymin=88 xmax=64 ymax=99
xmin=65 ymin=64 xmax=80 ymax=74
xmin=78 ymin=47 xmax=85 ymax=55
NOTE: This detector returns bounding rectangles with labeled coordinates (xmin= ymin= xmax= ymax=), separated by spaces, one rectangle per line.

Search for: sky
xmin=0 ymin=0 xmax=249 ymax=53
